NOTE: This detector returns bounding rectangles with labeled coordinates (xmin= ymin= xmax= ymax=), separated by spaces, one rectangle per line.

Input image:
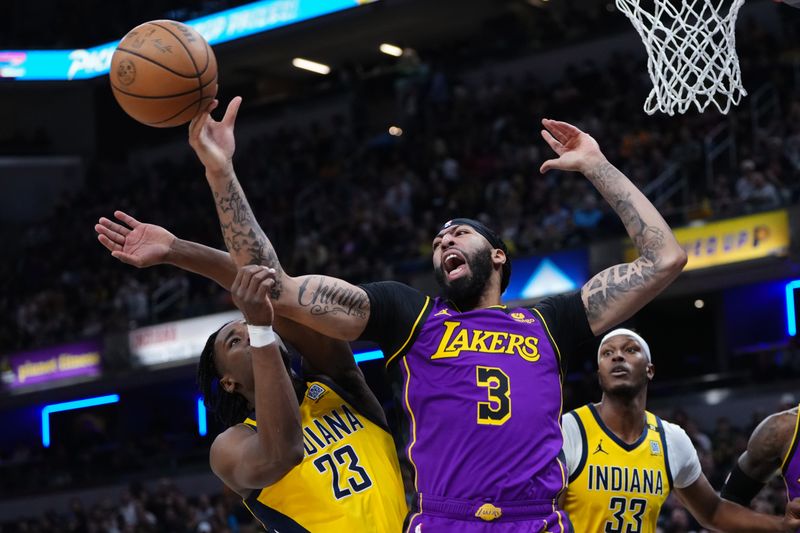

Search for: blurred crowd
xmin=1 ymin=480 xmax=256 ymax=533
xmin=2 ymin=2 xmax=800 ymax=532
xmin=651 ymin=403 xmax=794 ymax=533
xmin=3 ymin=8 xmax=800 ymax=357
xmin=0 ymin=432 xmax=208 ymax=500
xmin=0 ymin=404 xmax=793 ymax=532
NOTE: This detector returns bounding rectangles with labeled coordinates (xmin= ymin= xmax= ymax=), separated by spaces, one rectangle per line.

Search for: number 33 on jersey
xmin=563 ymin=405 xmax=672 ymax=533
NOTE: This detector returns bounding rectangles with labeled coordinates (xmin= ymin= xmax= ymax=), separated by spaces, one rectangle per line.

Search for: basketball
xmin=110 ymin=20 xmax=217 ymax=128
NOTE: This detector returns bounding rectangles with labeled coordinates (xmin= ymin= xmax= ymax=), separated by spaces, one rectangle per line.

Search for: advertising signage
xmin=1 ymin=341 xmax=102 ymax=389
xmin=2 ymin=0 xmax=375 ymax=80
xmin=624 ymin=209 xmax=789 ymax=271
xmin=130 ymin=310 xmax=242 ymax=367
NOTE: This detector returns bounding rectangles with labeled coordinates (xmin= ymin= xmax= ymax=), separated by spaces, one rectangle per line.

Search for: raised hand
xmin=539 ymin=118 xmax=605 ymax=175
xmin=231 ymin=265 xmax=275 ymax=327
xmin=188 ymin=96 xmax=242 ymax=177
xmin=95 ymin=211 xmax=175 ymax=268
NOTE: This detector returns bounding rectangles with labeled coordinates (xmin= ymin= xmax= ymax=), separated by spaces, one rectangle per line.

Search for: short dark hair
xmin=197 ymin=324 xmax=250 ymax=429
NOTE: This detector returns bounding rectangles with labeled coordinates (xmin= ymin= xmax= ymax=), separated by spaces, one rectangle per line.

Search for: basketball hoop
xmin=616 ymin=0 xmax=746 ymax=115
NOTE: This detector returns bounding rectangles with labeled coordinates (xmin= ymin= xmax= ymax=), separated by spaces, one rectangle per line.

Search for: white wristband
xmin=247 ymin=324 xmax=276 ymax=348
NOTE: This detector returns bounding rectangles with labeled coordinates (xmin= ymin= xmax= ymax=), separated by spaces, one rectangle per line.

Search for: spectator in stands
xmin=742 ymin=170 xmax=783 ymax=212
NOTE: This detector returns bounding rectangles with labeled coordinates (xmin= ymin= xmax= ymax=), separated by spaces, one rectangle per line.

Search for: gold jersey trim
xmin=386 ymin=296 xmax=431 ymax=366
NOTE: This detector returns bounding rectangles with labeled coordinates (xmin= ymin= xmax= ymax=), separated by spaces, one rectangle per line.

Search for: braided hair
xmin=197 ymin=324 xmax=251 ymax=429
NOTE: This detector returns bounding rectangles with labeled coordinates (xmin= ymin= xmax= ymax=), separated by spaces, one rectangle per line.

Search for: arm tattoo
xmin=614 ymin=192 xmax=666 ymax=263
xmin=213 ymin=180 xmax=283 ymax=299
xmin=582 ymin=162 xmax=668 ymax=322
xmin=586 ymin=161 xmax=618 ymax=190
xmin=582 ymin=258 xmax=657 ymax=322
xmin=297 ymin=277 xmax=369 ymax=320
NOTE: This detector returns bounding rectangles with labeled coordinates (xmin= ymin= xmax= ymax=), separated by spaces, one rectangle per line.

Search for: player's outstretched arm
xmin=721 ymin=410 xmax=796 ymax=505
xmin=96 ymin=210 xmax=237 ymax=288
xmin=540 ymin=119 xmax=687 ymax=335
xmin=95 ymin=212 xmax=375 ymax=392
xmin=188 ymin=97 xmax=371 ymax=341
xmin=676 ymin=473 xmax=800 ymax=532
xmin=210 ymin=266 xmax=303 ymax=495
xmin=188 ymin=97 xmax=277 ymax=271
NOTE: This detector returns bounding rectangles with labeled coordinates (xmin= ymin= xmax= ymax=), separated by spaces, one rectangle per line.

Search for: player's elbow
xmin=273 ymin=426 xmax=305 ymax=469
xmin=250 ymin=444 xmax=305 ymax=486
xmin=274 ymin=443 xmax=305 ymax=478
xmin=660 ymin=248 xmax=688 ymax=277
xmin=285 ymin=441 xmax=305 ymax=467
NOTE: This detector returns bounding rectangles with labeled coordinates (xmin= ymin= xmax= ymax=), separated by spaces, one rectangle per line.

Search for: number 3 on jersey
xmin=313 ymin=444 xmax=373 ymax=500
xmin=476 ymin=366 xmax=511 ymax=425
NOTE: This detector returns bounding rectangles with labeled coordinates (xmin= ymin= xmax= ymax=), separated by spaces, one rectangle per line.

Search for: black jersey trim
xmin=588 ymin=403 xmax=649 ymax=452
xmin=656 ymin=415 xmax=674 ymax=491
xmin=530 ymin=307 xmax=564 ymax=379
xmin=243 ymin=495 xmax=312 ymax=533
xmin=385 ymin=296 xmax=432 ymax=367
xmin=568 ymin=410 xmax=588 ymax=483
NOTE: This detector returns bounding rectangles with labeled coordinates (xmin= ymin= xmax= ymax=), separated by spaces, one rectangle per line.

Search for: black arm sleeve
xmin=358 ymin=281 xmax=428 ymax=359
xmin=533 ymin=290 xmax=594 ymax=368
xmin=720 ymin=462 xmax=767 ymax=506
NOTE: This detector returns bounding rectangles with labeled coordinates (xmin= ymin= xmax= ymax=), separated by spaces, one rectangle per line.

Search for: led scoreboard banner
xmin=2 ymin=341 xmax=102 ymax=390
xmin=1 ymin=0 xmax=376 ymax=80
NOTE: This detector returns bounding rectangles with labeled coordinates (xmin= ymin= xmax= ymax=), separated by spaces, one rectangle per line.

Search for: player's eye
xmin=229 ymin=337 xmax=240 ymax=348
xmin=433 ymin=240 xmax=441 ymax=250
xmin=456 ymin=229 xmax=467 ymax=236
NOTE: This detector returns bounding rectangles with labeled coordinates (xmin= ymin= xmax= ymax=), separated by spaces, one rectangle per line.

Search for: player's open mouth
xmin=610 ymin=366 xmax=629 ymax=377
xmin=443 ymin=251 xmax=467 ymax=280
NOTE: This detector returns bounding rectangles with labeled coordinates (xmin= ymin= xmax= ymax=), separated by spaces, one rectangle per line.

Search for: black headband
xmin=438 ymin=218 xmax=512 ymax=291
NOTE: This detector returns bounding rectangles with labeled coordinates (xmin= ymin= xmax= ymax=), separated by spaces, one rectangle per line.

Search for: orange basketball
xmin=110 ymin=20 xmax=218 ymax=128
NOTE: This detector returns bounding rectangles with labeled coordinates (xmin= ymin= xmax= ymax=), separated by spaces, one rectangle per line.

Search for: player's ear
xmin=646 ymin=363 xmax=655 ymax=381
xmin=219 ymin=375 xmax=236 ymax=394
xmin=492 ymin=248 xmax=506 ymax=268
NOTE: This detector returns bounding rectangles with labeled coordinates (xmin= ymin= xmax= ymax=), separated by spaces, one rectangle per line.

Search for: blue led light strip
xmin=41 ymin=394 xmax=120 ymax=447
xmin=353 ymin=349 xmax=383 ymax=364
xmin=197 ymin=397 xmax=208 ymax=437
xmin=786 ymin=280 xmax=800 ymax=337
xmin=1 ymin=0 xmax=372 ymax=81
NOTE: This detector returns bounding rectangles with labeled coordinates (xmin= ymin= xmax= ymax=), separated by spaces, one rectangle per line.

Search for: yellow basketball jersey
xmin=563 ymin=404 xmax=672 ymax=533
xmin=242 ymin=379 xmax=407 ymax=532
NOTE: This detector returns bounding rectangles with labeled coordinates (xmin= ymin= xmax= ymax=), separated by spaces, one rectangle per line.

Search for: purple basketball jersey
xmin=782 ymin=407 xmax=800 ymax=502
xmin=399 ymin=297 xmax=567 ymax=503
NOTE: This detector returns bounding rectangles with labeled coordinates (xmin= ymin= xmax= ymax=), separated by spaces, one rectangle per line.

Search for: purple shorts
xmin=406 ymin=494 xmax=573 ymax=533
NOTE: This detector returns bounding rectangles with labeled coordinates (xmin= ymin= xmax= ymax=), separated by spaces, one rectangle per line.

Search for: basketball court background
xmin=0 ymin=0 xmax=799 ymax=530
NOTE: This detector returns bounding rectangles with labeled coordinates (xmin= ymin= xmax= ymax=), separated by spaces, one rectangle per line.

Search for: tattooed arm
xmin=540 ymin=119 xmax=687 ymax=335
xmin=188 ymin=98 xmax=371 ymax=341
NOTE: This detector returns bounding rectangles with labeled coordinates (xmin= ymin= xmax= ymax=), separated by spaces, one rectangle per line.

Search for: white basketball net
xmin=616 ymin=0 xmax=746 ymax=115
